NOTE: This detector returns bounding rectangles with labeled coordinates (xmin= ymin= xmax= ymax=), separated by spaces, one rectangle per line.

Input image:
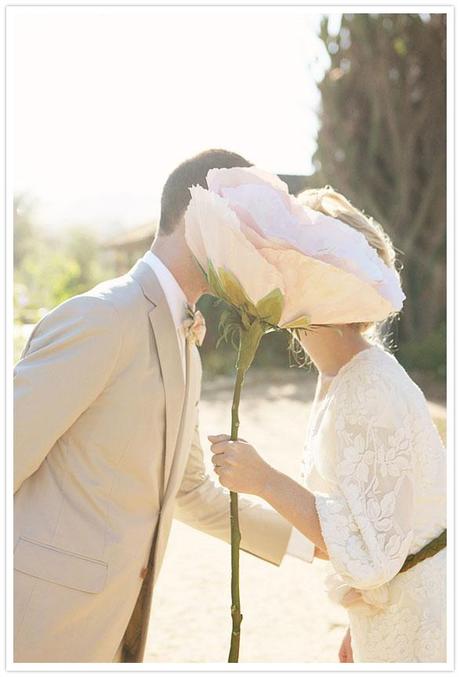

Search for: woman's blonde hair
xmin=297 ymin=185 xmax=401 ymax=337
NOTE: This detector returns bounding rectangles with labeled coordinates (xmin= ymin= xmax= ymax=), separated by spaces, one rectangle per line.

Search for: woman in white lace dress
xmin=209 ymin=189 xmax=446 ymax=663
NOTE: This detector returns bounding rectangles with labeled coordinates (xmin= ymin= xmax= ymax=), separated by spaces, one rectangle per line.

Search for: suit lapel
xmin=130 ymin=260 xmax=185 ymax=492
xmin=162 ymin=340 xmax=201 ymax=502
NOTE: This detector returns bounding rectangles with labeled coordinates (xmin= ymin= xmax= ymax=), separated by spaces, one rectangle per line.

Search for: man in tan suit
xmin=14 ymin=149 xmax=315 ymax=663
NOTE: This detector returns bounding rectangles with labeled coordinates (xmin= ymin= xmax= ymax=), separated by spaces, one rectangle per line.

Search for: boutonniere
xmin=183 ymin=305 xmax=206 ymax=347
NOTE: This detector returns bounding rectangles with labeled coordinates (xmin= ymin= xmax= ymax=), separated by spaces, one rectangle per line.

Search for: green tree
xmin=13 ymin=194 xmax=39 ymax=270
xmin=14 ymin=195 xmax=115 ymax=323
xmin=313 ymin=14 xmax=446 ymax=378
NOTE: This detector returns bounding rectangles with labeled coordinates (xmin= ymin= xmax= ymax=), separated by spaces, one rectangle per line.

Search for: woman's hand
xmin=209 ymin=435 xmax=329 ymax=555
xmin=208 ymin=434 xmax=273 ymax=496
xmin=338 ymin=627 xmax=354 ymax=663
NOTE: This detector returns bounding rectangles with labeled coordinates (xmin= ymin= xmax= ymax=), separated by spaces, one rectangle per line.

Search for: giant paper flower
xmin=185 ymin=166 xmax=405 ymax=327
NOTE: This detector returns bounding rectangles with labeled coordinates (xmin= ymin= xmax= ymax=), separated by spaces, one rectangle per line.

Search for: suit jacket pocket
xmin=14 ymin=536 xmax=108 ymax=594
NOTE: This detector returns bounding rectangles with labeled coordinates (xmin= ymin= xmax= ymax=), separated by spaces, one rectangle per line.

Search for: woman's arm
xmin=209 ymin=434 xmax=328 ymax=556
xmin=175 ymin=423 xmax=293 ymax=566
xmin=211 ymin=362 xmax=417 ymax=593
xmin=259 ymin=467 xmax=328 ymax=554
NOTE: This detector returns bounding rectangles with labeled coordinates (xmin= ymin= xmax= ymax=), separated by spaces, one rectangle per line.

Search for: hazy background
xmin=12 ymin=7 xmax=329 ymax=230
xmin=10 ymin=8 xmax=447 ymax=663
xmin=11 ymin=9 xmax=446 ymax=402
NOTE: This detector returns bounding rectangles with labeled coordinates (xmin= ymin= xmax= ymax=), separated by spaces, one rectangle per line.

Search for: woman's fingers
xmin=209 ymin=439 xmax=249 ymax=457
xmin=210 ymin=449 xmax=235 ymax=488
xmin=211 ymin=453 xmax=227 ymax=467
xmin=208 ymin=437 xmax=264 ymax=495
xmin=209 ymin=435 xmax=233 ymax=457
xmin=208 ymin=434 xmax=248 ymax=446
xmin=211 ymin=463 xmax=231 ymax=486
xmin=209 ymin=440 xmax=237 ymax=459
xmin=211 ymin=452 xmax=237 ymax=469
xmin=208 ymin=434 xmax=230 ymax=444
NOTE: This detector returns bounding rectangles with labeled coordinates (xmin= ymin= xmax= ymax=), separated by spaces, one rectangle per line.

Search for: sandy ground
xmin=144 ymin=368 xmax=346 ymax=663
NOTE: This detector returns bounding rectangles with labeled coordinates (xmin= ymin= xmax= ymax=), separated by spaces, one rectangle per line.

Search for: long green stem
xmin=228 ymin=365 xmax=245 ymax=663
xmin=227 ymin=321 xmax=265 ymax=663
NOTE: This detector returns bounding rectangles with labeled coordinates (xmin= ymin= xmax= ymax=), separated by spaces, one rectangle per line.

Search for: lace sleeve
xmin=315 ymin=362 xmax=415 ymax=593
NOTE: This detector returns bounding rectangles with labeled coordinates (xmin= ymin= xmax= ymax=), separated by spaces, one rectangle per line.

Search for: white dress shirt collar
xmin=141 ymin=250 xmax=188 ymax=330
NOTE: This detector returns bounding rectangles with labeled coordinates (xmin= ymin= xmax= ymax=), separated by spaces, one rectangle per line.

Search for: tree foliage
xmin=313 ymin=13 xmax=446 ymax=357
xmin=14 ymin=194 xmax=114 ymax=324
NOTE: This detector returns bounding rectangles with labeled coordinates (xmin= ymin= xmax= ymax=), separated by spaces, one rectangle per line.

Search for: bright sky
xmin=9 ymin=6 xmax=334 ymax=232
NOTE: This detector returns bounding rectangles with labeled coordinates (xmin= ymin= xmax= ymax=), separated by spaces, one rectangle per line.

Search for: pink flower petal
xmin=207 ymin=166 xmax=289 ymax=195
xmin=260 ymin=247 xmax=394 ymax=325
xmin=219 ymin=184 xmax=404 ymax=312
xmin=186 ymin=166 xmax=405 ymax=324
xmin=185 ymin=186 xmax=284 ymax=306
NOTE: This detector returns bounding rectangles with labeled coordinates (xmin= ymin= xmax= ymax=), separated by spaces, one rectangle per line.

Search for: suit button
xmin=140 ymin=566 xmax=148 ymax=580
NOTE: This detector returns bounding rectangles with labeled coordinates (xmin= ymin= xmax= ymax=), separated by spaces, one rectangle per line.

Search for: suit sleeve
xmin=174 ymin=415 xmax=292 ymax=566
xmin=14 ymin=295 xmax=122 ymax=493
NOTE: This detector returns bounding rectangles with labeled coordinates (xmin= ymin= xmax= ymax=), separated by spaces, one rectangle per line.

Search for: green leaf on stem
xmin=282 ymin=314 xmax=311 ymax=330
xmin=256 ymin=288 xmax=284 ymax=325
xmin=218 ymin=269 xmax=252 ymax=308
xmin=219 ymin=269 xmax=261 ymax=323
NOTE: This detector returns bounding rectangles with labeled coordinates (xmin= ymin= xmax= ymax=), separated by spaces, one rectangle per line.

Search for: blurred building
xmin=105 ymin=222 xmax=155 ymax=274
xmin=105 ymin=174 xmax=310 ymax=273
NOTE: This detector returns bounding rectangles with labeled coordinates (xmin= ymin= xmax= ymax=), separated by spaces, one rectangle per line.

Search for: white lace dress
xmin=302 ymin=345 xmax=446 ymax=662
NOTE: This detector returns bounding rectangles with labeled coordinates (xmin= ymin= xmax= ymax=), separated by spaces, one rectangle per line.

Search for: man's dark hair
xmin=158 ymin=149 xmax=251 ymax=234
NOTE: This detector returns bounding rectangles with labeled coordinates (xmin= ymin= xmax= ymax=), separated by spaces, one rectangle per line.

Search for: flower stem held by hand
xmin=228 ymin=320 xmax=265 ymax=663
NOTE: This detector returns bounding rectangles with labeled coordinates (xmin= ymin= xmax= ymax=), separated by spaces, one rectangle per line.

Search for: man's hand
xmin=338 ymin=627 xmax=354 ymax=663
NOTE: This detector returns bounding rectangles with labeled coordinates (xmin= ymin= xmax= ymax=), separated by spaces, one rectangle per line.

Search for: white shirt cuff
xmin=286 ymin=527 xmax=315 ymax=563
